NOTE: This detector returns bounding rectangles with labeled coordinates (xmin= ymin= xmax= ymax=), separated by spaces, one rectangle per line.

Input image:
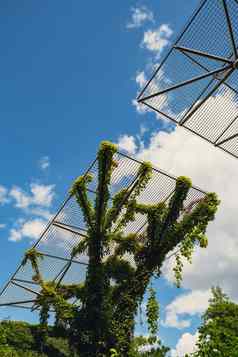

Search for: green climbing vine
xmin=146 ymin=286 xmax=159 ymax=339
xmin=22 ymin=248 xmax=44 ymax=283
xmin=24 ymin=141 xmax=220 ymax=357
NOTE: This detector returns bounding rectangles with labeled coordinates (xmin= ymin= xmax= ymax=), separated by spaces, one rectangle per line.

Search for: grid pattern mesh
xmin=138 ymin=0 xmax=238 ymax=159
xmin=0 ymin=152 xmax=206 ymax=310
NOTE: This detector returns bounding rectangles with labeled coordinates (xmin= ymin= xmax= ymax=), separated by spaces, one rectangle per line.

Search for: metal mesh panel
xmin=142 ymin=50 xmax=223 ymax=122
xmin=15 ymin=256 xmax=67 ymax=283
xmin=111 ymin=153 xmax=141 ymax=194
xmin=219 ymin=133 xmax=238 ymax=156
xmin=138 ymin=0 xmax=238 ymax=158
xmin=0 ymin=283 xmax=37 ymax=305
xmin=184 ymin=85 xmax=238 ymax=142
xmin=58 ymin=262 xmax=87 ymax=285
xmin=56 ymin=197 xmax=87 ymax=231
xmin=226 ymin=0 xmax=238 ymax=48
xmin=179 ymin=0 xmax=231 ymax=57
xmin=0 ymin=151 xmax=206 ymax=310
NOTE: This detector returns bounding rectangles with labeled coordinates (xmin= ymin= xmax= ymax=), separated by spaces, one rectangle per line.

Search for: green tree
xmin=192 ymin=287 xmax=238 ymax=357
xmin=23 ymin=141 xmax=219 ymax=357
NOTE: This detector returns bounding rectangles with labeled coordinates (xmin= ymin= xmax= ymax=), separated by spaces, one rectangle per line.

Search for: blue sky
xmin=1 ymin=1 xmax=236 ymax=355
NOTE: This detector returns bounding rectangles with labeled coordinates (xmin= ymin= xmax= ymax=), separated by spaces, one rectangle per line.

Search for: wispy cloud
xmin=9 ymin=183 xmax=55 ymax=209
xmin=132 ymin=68 xmax=173 ymax=126
xmin=9 ymin=218 xmax=46 ymax=242
xmin=127 ymin=6 xmax=154 ymax=29
xmin=141 ymin=24 xmax=173 ymax=56
xmin=132 ymin=24 xmax=173 ymax=121
xmin=0 ymin=185 xmax=9 ymax=205
xmin=5 ymin=181 xmax=56 ymax=243
xmin=163 ymin=290 xmax=211 ymax=329
xmin=118 ymin=134 xmax=137 ymax=155
xmin=9 ymin=228 xmax=22 ymax=242
xmin=38 ymin=156 xmax=50 ymax=171
xmin=30 ymin=183 xmax=55 ymax=207
xmin=135 ymin=71 xmax=147 ymax=89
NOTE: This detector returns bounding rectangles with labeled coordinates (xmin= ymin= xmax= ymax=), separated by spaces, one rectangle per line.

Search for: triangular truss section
xmin=138 ymin=0 xmax=238 ymax=159
xmin=0 ymin=152 xmax=206 ymax=311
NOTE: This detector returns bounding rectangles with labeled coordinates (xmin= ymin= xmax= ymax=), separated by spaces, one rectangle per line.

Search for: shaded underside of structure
xmin=138 ymin=0 xmax=238 ymax=158
xmin=0 ymin=152 xmax=206 ymax=311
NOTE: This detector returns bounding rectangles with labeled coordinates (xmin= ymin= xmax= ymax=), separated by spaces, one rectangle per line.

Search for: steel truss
xmin=137 ymin=0 xmax=238 ymax=158
xmin=0 ymin=152 xmax=206 ymax=311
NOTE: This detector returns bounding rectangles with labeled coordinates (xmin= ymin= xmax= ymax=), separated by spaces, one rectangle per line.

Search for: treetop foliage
xmin=191 ymin=287 xmax=238 ymax=357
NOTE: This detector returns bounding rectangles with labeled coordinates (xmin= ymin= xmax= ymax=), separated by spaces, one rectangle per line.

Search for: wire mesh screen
xmin=0 ymin=152 xmax=206 ymax=310
xmin=138 ymin=0 xmax=238 ymax=159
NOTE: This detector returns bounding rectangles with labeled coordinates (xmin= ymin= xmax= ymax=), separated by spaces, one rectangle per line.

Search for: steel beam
xmin=181 ymin=50 xmax=214 ymax=71
xmin=53 ymin=262 xmax=69 ymax=282
xmin=138 ymin=64 xmax=232 ymax=102
xmin=137 ymin=0 xmax=208 ymax=101
xmin=214 ymin=114 xmax=238 ymax=145
xmin=56 ymin=262 xmax=72 ymax=286
xmin=38 ymin=251 xmax=88 ymax=266
xmin=10 ymin=305 xmax=35 ymax=310
xmin=179 ymin=78 xmax=215 ymax=123
xmin=12 ymin=278 xmax=39 ymax=286
xmin=222 ymin=0 xmax=238 ymax=58
xmin=215 ymin=132 xmax=238 ymax=146
xmin=53 ymin=221 xmax=87 ymax=237
xmin=0 ymin=300 xmax=36 ymax=307
xmin=180 ymin=49 xmax=238 ymax=95
xmin=11 ymin=281 xmax=41 ymax=296
xmin=180 ymin=67 xmax=234 ymax=125
xmin=174 ymin=45 xmax=232 ymax=64
xmin=118 ymin=152 xmax=206 ymax=194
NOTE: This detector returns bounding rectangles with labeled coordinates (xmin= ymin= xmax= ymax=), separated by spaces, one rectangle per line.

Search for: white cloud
xmin=118 ymin=135 xmax=138 ymax=155
xmin=38 ymin=156 xmax=50 ymax=171
xmin=21 ymin=219 xmax=46 ymax=240
xmin=127 ymin=6 xmax=154 ymax=29
xmin=0 ymin=185 xmax=9 ymax=205
xmin=130 ymin=121 xmax=238 ymax=301
xmin=132 ymin=71 xmax=149 ymax=114
xmin=9 ymin=187 xmax=31 ymax=209
xmin=8 ymin=182 xmax=55 ymax=243
xmin=133 ymin=68 xmax=172 ymax=121
xmin=9 ymin=228 xmax=22 ymax=242
xmin=133 ymin=23 xmax=173 ymax=120
xmin=141 ymin=24 xmax=173 ymax=56
xmin=135 ymin=71 xmax=147 ymax=89
xmin=9 ymin=218 xmax=46 ymax=242
xmin=30 ymin=183 xmax=55 ymax=207
xmin=171 ymin=332 xmax=199 ymax=357
xmin=28 ymin=208 xmax=53 ymax=221
xmin=10 ymin=183 xmax=55 ymax=209
xmin=132 ymin=98 xmax=149 ymax=114
xmin=164 ymin=290 xmax=211 ymax=329
xmin=0 ymin=224 xmax=5 ymax=229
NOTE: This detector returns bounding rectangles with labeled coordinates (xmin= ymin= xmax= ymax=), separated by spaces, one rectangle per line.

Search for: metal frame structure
xmin=0 ymin=151 xmax=207 ymax=312
xmin=137 ymin=0 xmax=238 ymax=159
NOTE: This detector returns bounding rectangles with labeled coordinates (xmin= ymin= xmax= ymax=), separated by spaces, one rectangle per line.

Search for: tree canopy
xmin=191 ymin=287 xmax=238 ymax=357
